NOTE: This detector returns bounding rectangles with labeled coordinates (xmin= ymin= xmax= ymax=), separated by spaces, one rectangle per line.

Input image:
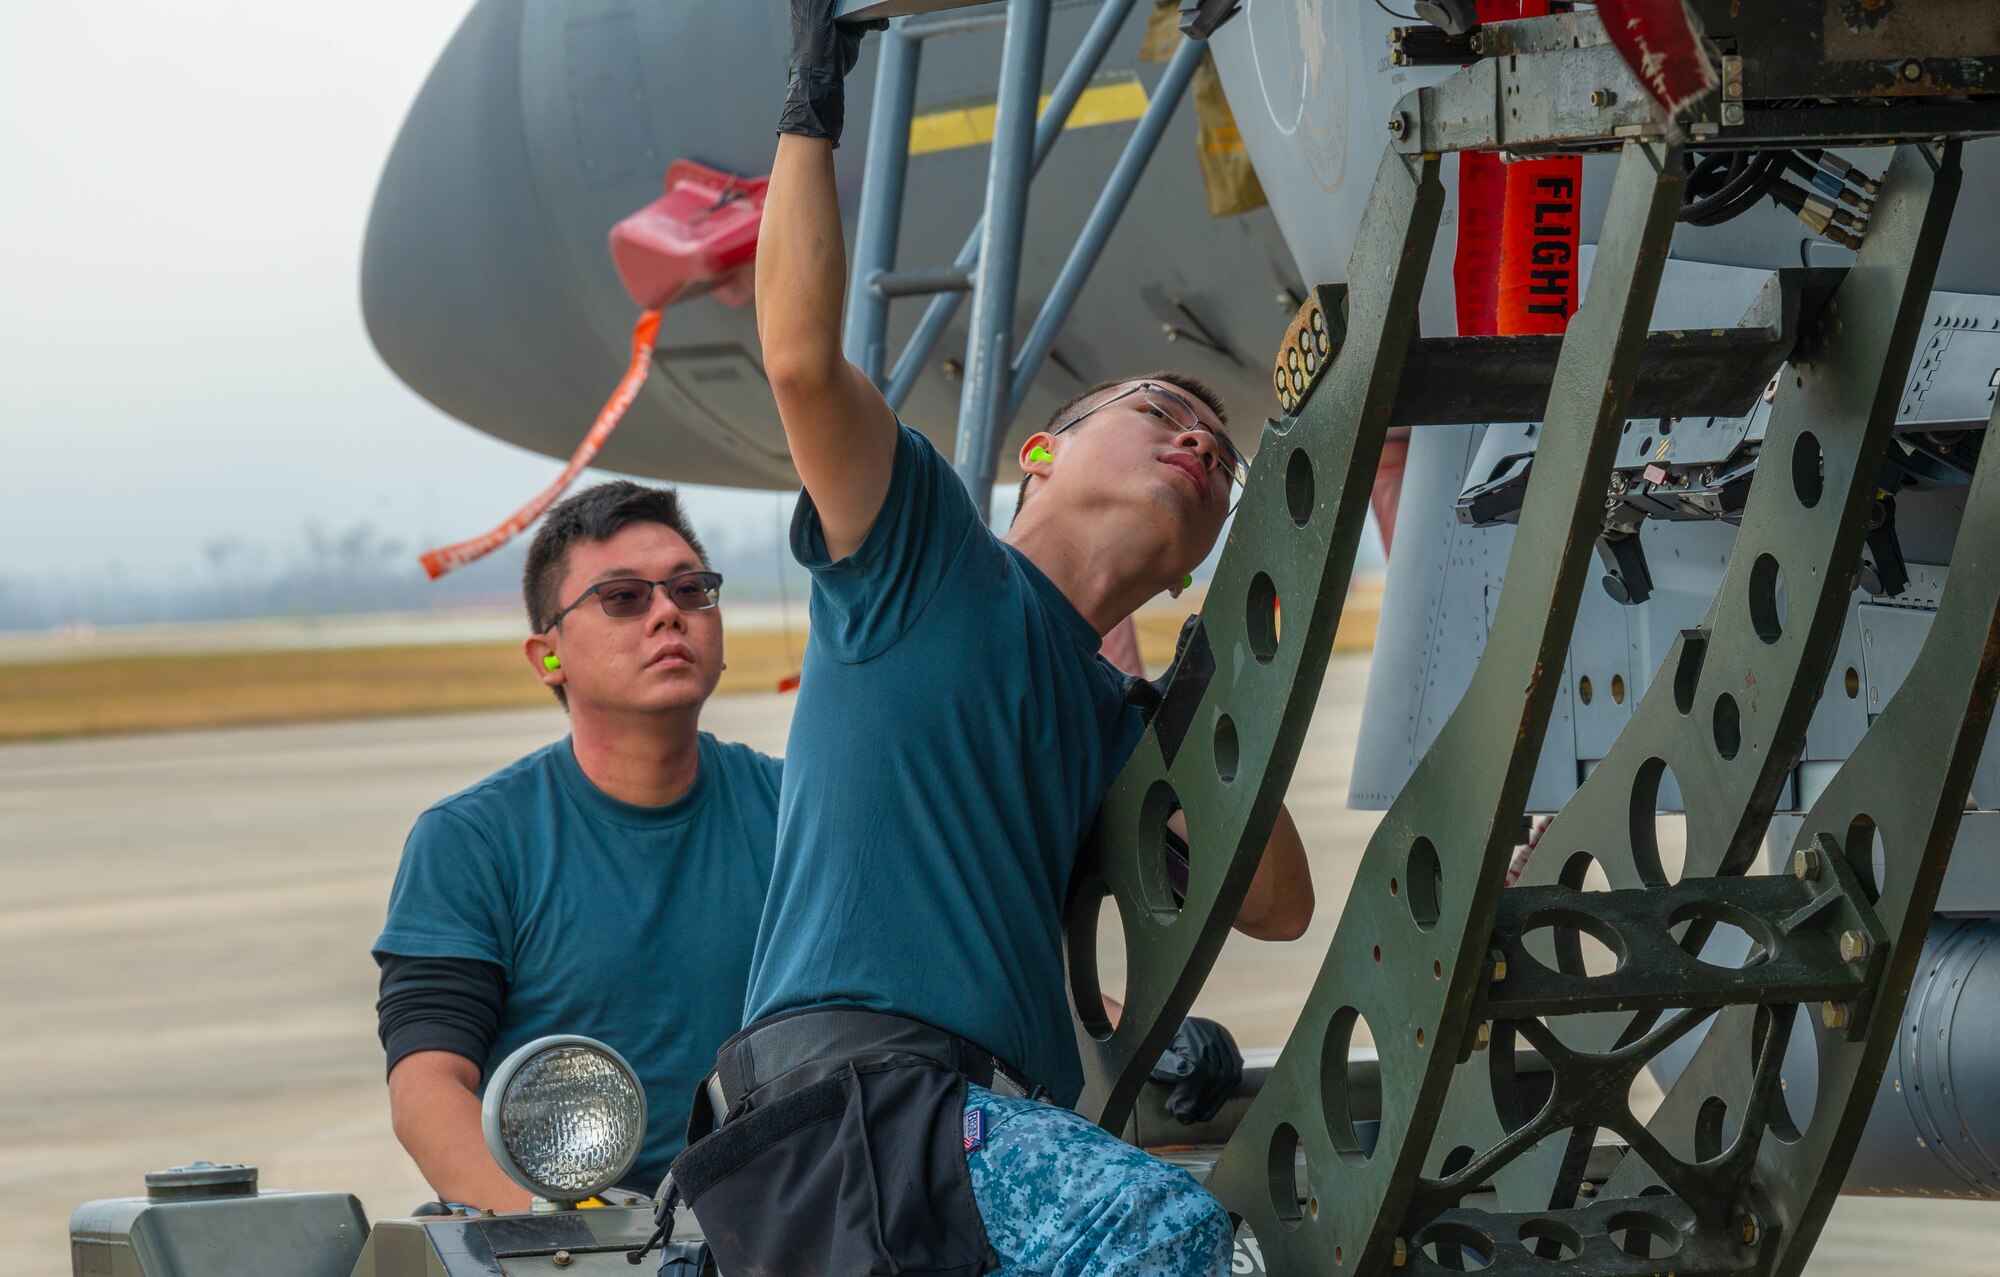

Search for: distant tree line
xmin=0 ymin=514 xmax=809 ymax=632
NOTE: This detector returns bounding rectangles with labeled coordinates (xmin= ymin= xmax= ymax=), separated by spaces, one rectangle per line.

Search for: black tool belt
xmin=709 ymin=1005 xmax=1036 ymax=1117
xmin=671 ymin=1007 xmax=1028 ymax=1277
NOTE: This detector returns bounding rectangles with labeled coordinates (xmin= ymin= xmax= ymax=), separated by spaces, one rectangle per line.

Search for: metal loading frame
xmin=1064 ymin=123 xmax=1988 ymax=1277
xmin=886 ymin=3 xmax=2000 ymax=1274
xmin=1066 ymin=142 xmax=1448 ymax=1132
xmin=1062 ymin=136 xmax=1688 ymax=1274
xmin=1408 ymin=141 xmax=1964 ymax=1276
xmin=1607 ymin=391 xmax=2000 ymax=1277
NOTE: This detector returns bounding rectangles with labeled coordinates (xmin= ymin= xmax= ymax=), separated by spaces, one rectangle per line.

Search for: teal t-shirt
xmin=375 ymin=733 xmax=781 ymax=1187
xmin=744 ymin=424 xmax=1144 ymax=1105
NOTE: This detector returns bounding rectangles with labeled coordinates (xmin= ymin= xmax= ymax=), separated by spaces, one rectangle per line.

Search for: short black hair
xmin=1013 ymin=370 xmax=1232 ymax=521
xmin=523 ymin=481 xmax=711 ymax=706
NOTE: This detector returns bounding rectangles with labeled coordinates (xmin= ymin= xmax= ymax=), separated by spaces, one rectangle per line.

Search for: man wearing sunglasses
xmin=661 ymin=8 xmax=1313 ymax=1275
xmin=373 ymin=481 xmax=782 ymax=1211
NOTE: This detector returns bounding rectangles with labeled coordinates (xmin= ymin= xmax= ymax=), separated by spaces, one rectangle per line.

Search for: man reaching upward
xmin=667 ymin=8 xmax=1314 ymax=1275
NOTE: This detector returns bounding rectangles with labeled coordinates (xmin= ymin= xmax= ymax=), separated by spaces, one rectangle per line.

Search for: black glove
xmin=780 ymin=1 xmax=886 ymax=146
xmin=1149 ymin=1016 xmax=1243 ymax=1124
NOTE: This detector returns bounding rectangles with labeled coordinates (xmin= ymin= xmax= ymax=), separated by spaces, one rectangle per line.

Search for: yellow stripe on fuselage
xmin=907 ymin=74 xmax=1150 ymax=157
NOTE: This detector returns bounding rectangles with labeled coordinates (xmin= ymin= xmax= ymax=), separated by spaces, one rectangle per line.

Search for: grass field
xmin=0 ymin=597 xmax=1377 ymax=741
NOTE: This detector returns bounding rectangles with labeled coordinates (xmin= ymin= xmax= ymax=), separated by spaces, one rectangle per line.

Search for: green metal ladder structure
xmin=1061 ymin=6 xmax=2000 ymax=1276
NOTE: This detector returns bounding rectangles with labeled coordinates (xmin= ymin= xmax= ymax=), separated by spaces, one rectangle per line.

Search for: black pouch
xmin=655 ymin=1239 xmax=711 ymax=1274
xmin=670 ymin=1060 xmax=994 ymax=1277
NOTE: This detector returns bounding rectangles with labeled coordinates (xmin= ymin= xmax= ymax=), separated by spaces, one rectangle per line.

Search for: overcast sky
xmin=0 ymin=3 xmax=1373 ymax=612
xmin=0 ymin=1 xmax=802 ymax=598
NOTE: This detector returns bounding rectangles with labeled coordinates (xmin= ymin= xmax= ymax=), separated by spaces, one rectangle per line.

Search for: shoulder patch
xmin=963 ymin=1106 xmax=986 ymax=1153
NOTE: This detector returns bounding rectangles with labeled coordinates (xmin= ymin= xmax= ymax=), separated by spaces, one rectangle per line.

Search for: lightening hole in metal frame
xmin=1488 ymin=1023 xmax=1554 ymax=1135
xmin=1561 ymin=850 xmax=1614 ymax=893
xmin=1321 ymin=1007 xmax=1376 ymax=1166
xmin=1418 ymin=1223 xmax=1494 ymax=1271
xmin=1518 ymin=1219 xmax=1582 ymax=1261
xmin=1672 ymin=631 xmax=1707 ymax=715
xmin=1627 ymin=1049 xmax=1671 ymax=1127
xmin=1792 ymin=431 xmax=1825 ymax=508
xmin=1845 ymin=666 xmax=1861 ymax=699
xmin=1438 ymin=1144 xmax=1475 ymax=1182
xmin=1137 ymin=780 xmax=1188 ymax=921
xmin=1608 ymin=1210 xmax=1683 ymax=1260
xmin=1845 ymin=813 xmax=1886 ymax=903
xmin=1630 ymin=758 xmax=1689 ymax=885
xmin=1247 ymin=573 xmax=1280 ymax=664
xmin=1669 ymin=899 xmax=1771 ymax=969
xmin=1213 ymin=715 xmax=1239 ymax=783
xmin=1579 ymin=675 xmax=1594 ymax=705
xmin=1713 ymin=693 xmax=1742 ymax=761
xmin=1749 ymin=554 xmax=1787 ymax=644
xmin=1405 ymin=838 xmax=1442 ymax=931
xmin=1752 ymin=1004 xmax=1818 ymax=1144
xmin=1065 ymin=881 xmax=1124 ymax=1042
xmin=1268 ymin=1124 xmax=1306 ymax=1228
xmin=1522 ymin=907 xmax=1627 ymax=978
xmin=1286 ymin=448 xmax=1314 ymax=526
xmin=1612 ymin=673 xmax=1627 ymax=704
xmin=1694 ymin=1095 xmax=1731 ymax=1162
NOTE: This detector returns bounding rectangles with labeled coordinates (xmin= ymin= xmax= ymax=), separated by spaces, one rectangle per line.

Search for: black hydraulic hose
xmin=1679 ymin=152 xmax=1759 ymax=224
xmin=1679 ymin=149 xmax=1788 ymax=226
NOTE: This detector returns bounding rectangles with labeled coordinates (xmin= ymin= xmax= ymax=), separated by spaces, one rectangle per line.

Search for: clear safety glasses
xmin=1049 ymin=381 xmax=1250 ymax=495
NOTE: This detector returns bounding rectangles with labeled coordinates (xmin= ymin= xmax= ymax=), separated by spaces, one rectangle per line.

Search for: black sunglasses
xmin=544 ymin=572 xmax=724 ymax=630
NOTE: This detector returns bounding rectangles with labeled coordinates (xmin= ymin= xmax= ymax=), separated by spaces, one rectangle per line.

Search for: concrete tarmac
xmin=4 ymin=655 xmax=1992 ymax=1272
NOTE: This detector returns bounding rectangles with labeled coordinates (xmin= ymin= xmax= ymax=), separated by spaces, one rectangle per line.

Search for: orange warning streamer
xmin=420 ymin=309 xmax=664 ymax=581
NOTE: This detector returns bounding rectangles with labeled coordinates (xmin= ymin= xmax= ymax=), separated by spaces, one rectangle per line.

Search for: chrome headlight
xmin=481 ymin=1035 xmax=647 ymax=1205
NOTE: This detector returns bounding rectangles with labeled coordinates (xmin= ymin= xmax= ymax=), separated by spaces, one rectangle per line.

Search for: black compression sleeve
xmin=375 ymin=951 xmax=507 ymax=1080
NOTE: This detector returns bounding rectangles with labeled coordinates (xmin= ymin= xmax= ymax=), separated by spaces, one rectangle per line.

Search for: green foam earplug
xmin=1182 ymin=574 xmax=1193 ymax=590
xmin=543 ymin=654 xmax=562 ymax=672
xmin=1028 ymin=445 xmax=1053 ymax=463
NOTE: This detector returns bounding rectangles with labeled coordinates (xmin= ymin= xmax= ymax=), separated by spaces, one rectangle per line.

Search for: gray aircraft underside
xmin=364 ymin=0 xmax=2000 ymax=1198
xmin=363 ymin=0 xmax=2000 ymax=484
xmin=361 ymin=0 xmax=1305 ymax=487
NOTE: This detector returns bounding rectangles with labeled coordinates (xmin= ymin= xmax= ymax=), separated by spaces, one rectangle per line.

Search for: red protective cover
xmin=1455 ymin=150 xmax=1507 ymax=337
xmin=1596 ymin=0 xmax=1718 ymax=118
xmin=608 ymin=160 xmax=769 ymax=310
xmin=1451 ymin=0 xmax=1582 ymax=337
xmin=1497 ymin=156 xmax=1582 ymax=333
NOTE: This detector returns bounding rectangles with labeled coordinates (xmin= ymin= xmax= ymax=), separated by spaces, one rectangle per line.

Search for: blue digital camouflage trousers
xmin=963 ymin=1084 xmax=1234 ymax=1277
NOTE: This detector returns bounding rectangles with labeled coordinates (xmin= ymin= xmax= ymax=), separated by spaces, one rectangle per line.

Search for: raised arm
xmin=759 ymin=7 xmax=898 ymax=562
